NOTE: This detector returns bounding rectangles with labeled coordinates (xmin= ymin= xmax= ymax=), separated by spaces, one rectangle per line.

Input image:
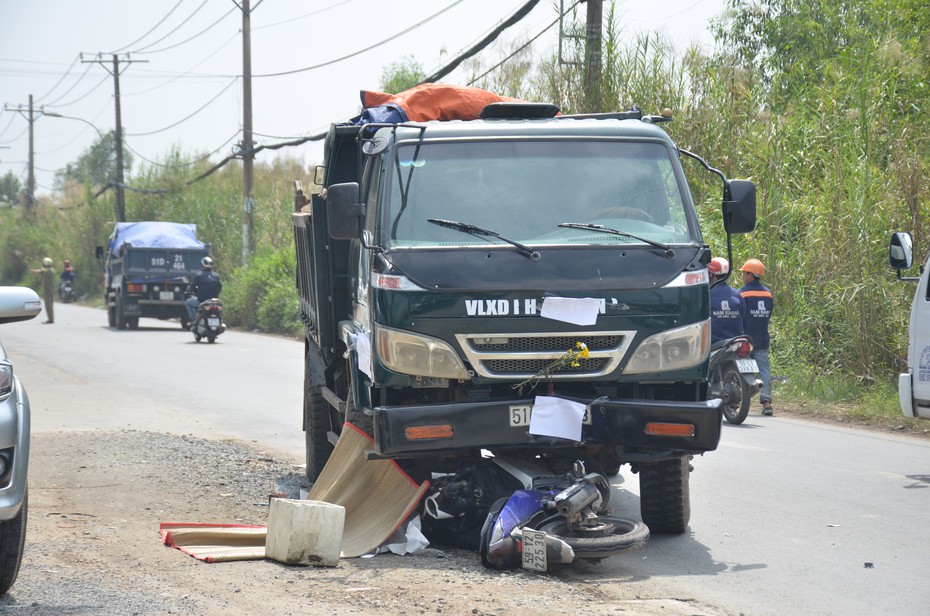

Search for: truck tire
xmin=128 ymin=317 xmax=140 ymax=330
xmin=107 ymin=305 xmax=116 ymax=328
xmin=638 ymin=456 xmax=691 ymax=534
xmin=304 ymin=384 xmax=334 ymax=482
xmin=116 ymin=297 xmax=128 ymax=330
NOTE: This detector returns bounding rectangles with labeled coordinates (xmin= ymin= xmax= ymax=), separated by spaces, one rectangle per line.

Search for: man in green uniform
xmin=31 ymin=256 xmax=55 ymax=324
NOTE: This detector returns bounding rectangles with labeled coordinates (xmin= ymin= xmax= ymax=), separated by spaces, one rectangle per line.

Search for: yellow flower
xmin=512 ymin=340 xmax=591 ymax=391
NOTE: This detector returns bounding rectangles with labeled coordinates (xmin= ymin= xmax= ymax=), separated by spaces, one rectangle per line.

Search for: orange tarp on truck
xmin=360 ymin=84 xmax=525 ymax=122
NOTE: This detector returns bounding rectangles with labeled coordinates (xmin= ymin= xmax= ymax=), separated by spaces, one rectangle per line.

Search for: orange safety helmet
xmin=739 ymin=258 xmax=765 ymax=277
xmin=707 ymin=257 xmax=730 ymax=276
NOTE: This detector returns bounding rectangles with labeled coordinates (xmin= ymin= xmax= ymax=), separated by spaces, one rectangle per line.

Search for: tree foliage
xmin=378 ymin=56 xmax=426 ymax=94
xmin=0 ymin=171 xmax=21 ymax=206
xmin=54 ymin=130 xmax=132 ymax=190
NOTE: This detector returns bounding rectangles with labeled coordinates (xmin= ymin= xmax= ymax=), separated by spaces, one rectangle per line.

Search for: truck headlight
xmin=0 ymin=363 xmax=12 ymax=399
xmin=623 ymin=320 xmax=710 ymax=374
xmin=375 ymin=326 xmax=470 ymax=380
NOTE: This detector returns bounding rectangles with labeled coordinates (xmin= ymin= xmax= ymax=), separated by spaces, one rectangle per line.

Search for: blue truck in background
xmin=96 ymin=221 xmax=210 ymax=330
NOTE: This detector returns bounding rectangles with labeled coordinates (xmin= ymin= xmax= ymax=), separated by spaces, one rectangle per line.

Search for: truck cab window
xmin=382 ymin=140 xmax=695 ymax=249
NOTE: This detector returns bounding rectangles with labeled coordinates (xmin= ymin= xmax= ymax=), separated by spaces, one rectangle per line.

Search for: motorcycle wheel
xmin=535 ymin=515 xmax=649 ymax=560
xmin=721 ymin=366 xmax=751 ymax=425
xmin=207 ymin=333 xmax=216 ymax=343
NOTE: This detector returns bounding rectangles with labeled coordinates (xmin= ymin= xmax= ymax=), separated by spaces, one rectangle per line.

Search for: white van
xmin=889 ymin=232 xmax=930 ymax=419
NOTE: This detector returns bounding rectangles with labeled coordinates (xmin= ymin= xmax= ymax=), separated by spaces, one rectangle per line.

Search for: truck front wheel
xmin=638 ymin=456 xmax=691 ymax=534
xmin=304 ymin=384 xmax=334 ymax=482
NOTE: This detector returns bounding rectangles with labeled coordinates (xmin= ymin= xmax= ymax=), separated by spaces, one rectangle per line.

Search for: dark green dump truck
xmin=292 ymin=102 xmax=755 ymax=534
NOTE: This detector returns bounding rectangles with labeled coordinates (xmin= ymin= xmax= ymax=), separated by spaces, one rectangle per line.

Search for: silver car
xmin=0 ymin=286 xmax=42 ymax=595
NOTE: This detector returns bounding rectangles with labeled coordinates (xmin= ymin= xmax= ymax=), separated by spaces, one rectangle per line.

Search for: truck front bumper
xmin=372 ymin=396 xmax=722 ymax=458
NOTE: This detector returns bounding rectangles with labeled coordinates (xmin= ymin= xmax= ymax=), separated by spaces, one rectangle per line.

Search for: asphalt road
xmin=4 ymin=301 xmax=929 ymax=615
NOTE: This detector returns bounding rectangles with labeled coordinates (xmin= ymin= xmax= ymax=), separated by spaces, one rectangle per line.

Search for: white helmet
xmin=42 ymin=257 xmax=53 ymax=267
xmin=201 ymin=256 xmax=213 ymax=268
xmin=707 ymin=257 xmax=729 ymax=276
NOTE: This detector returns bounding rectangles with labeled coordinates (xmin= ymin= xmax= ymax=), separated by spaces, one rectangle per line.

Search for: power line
xmin=131 ymin=0 xmax=211 ymax=53
xmin=122 ymin=31 xmax=240 ymax=97
xmin=35 ymin=54 xmax=81 ymax=103
xmin=0 ymin=112 xmax=17 ymax=141
xmin=110 ymin=0 xmax=186 ymax=53
xmin=125 ymin=77 xmax=239 ymax=137
xmin=131 ymin=6 xmax=238 ymax=55
xmin=422 ymin=0 xmax=544 ymax=83
xmin=466 ymin=2 xmax=578 ymax=86
xmin=124 ymin=129 xmax=240 ymax=168
xmin=248 ymin=1 xmax=465 ymax=78
xmin=43 ymin=73 xmax=109 ymax=108
xmin=252 ymin=0 xmax=353 ymax=31
xmin=41 ymin=63 xmax=96 ymax=107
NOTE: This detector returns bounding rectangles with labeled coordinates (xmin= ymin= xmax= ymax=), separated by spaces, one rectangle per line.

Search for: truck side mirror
xmin=722 ymin=179 xmax=756 ymax=234
xmin=326 ymin=182 xmax=365 ymax=240
xmin=889 ymin=231 xmax=914 ymax=270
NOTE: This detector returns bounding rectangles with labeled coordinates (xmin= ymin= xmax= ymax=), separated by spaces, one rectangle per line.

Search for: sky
xmin=0 ymin=0 xmax=729 ymax=199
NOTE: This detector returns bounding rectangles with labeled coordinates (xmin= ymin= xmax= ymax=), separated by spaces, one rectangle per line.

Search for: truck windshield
xmin=383 ymin=139 xmax=694 ymax=249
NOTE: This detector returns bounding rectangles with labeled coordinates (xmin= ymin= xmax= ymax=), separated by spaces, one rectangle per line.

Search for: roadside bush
xmin=223 ymin=248 xmax=301 ymax=338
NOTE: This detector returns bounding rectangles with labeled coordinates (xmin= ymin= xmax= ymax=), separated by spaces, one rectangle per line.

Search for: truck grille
xmin=455 ymin=331 xmax=634 ymax=379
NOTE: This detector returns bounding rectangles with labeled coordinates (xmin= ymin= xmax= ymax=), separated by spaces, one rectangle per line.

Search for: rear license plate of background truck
xmin=509 ymin=404 xmax=592 ymax=427
xmin=521 ymin=529 xmax=548 ymax=571
xmin=159 ymin=291 xmax=174 ymax=301
xmin=735 ymin=359 xmax=759 ymax=373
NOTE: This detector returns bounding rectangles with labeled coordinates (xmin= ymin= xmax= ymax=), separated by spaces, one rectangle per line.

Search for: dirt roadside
xmin=0 ymin=430 xmax=728 ymax=616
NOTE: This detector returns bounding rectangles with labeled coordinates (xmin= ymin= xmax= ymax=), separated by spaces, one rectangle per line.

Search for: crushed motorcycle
xmin=421 ymin=457 xmax=649 ymax=572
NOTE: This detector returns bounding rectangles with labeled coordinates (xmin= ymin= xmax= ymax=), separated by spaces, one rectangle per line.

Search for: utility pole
xmin=4 ymin=94 xmax=40 ymax=216
xmin=238 ymin=0 xmax=255 ymax=266
xmin=584 ymin=0 xmax=603 ymax=113
xmin=82 ymin=53 xmax=146 ymax=223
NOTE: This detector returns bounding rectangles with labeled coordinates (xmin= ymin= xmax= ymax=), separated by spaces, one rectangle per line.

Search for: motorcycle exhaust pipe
xmin=553 ymin=483 xmax=603 ymax=517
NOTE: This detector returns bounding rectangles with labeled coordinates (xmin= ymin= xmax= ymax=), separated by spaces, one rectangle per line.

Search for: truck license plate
xmin=521 ymin=529 xmax=548 ymax=571
xmin=159 ymin=291 xmax=175 ymax=301
xmin=735 ymin=359 xmax=759 ymax=373
xmin=509 ymin=404 xmax=592 ymax=426
xmin=207 ymin=317 xmax=220 ymax=327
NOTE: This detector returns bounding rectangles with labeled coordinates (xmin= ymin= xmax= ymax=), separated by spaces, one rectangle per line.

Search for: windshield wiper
xmin=427 ymin=218 xmax=541 ymax=261
xmin=558 ymin=222 xmax=675 ymax=257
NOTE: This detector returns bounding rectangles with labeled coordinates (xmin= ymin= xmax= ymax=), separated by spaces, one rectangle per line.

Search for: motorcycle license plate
xmin=735 ymin=359 xmax=759 ymax=373
xmin=159 ymin=291 xmax=174 ymax=301
xmin=207 ymin=317 xmax=220 ymax=327
xmin=521 ymin=529 xmax=548 ymax=572
xmin=509 ymin=404 xmax=592 ymax=427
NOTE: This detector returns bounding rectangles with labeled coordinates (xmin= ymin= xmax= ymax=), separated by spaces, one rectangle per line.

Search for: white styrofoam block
xmin=265 ymin=498 xmax=345 ymax=567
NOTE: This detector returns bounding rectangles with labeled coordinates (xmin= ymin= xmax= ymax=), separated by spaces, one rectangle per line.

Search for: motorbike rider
xmin=738 ymin=258 xmax=775 ymax=415
xmin=185 ymin=256 xmax=222 ymax=329
xmin=59 ymin=259 xmax=76 ymax=296
xmin=708 ymin=256 xmax=745 ymax=345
